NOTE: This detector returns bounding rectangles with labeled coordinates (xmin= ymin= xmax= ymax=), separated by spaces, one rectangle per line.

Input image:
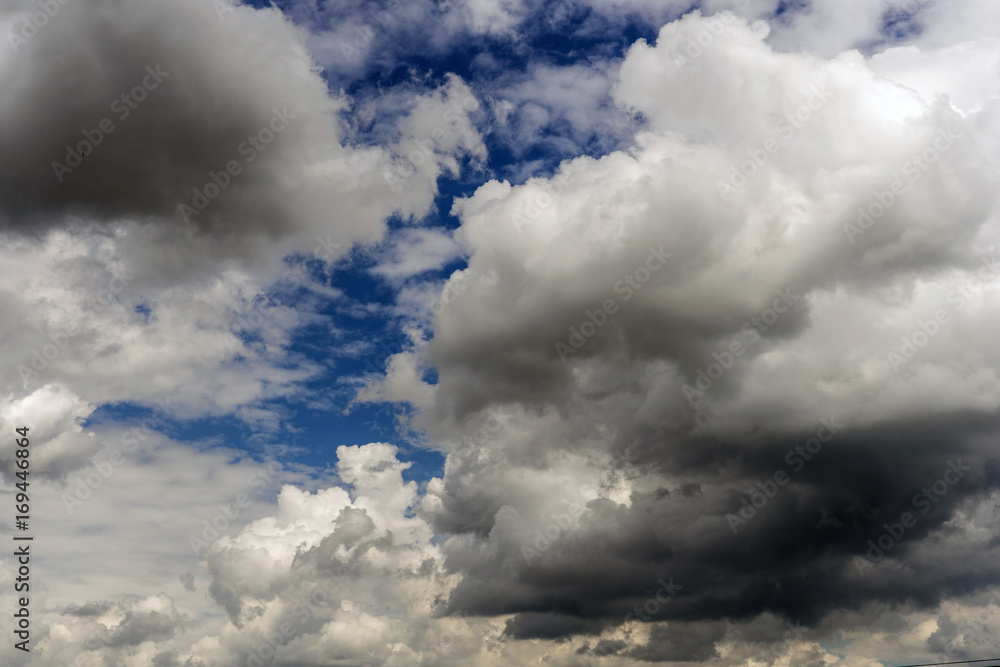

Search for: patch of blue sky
xmin=878 ymin=4 xmax=926 ymax=42
xmin=80 ymin=395 xmax=445 ymax=484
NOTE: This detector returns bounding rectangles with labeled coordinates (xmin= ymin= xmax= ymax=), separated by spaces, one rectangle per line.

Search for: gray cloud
xmin=0 ymin=0 xmax=480 ymax=284
xmin=385 ymin=9 xmax=1000 ymax=653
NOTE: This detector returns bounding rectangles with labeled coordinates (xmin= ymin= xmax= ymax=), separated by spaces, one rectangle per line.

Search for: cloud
xmin=0 ymin=231 xmax=322 ymax=430
xmin=13 ymin=433 xmax=1000 ymax=665
xmin=0 ymin=0 xmax=480 ymax=280
xmin=8 ymin=2 xmax=1000 ymax=665
xmin=0 ymin=426 xmax=313 ymax=666
xmin=429 ymin=11 xmax=998 ymax=422
xmin=0 ymin=0 xmax=487 ymax=451
xmin=488 ymin=60 xmax=638 ymax=163
xmin=369 ymin=8 xmax=1000 ymax=650
xmin=368 ymin=229 xmax=465 ymax=283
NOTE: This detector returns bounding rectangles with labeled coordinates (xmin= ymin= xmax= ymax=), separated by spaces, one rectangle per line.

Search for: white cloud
xmin=369 ymin=228 xmax=466 ymax=283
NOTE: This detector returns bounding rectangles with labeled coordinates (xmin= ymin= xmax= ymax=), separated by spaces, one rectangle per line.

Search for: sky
xmin=1 ymin=0 xmax=1000 ymax=665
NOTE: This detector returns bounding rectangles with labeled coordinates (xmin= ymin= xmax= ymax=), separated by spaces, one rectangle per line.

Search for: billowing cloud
xmin=365 ymin=8 xmax=1000 ymax=656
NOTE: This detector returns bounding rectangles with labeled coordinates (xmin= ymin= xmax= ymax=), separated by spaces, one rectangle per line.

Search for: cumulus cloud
xmin=356 ymin=8 xmax=1000 ymax=657
xmin=35 ymin=443 xmax=505 ymax=666
xmin=429 ymin=11 xmax=998 ymax=420
xmin=35 ymin=437 xmax=1000 ymax=665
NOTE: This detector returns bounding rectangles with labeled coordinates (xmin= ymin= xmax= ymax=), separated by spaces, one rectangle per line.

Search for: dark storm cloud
xmin=502 ymin=612 xmax=607 ymax=640
xmin=437 ymin=411 xmax=1000 ymax=640
xmin=0 ymin=0 xmax=318 ymax=236
xmin=628 ymin=621 xmax=726 ymax=662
